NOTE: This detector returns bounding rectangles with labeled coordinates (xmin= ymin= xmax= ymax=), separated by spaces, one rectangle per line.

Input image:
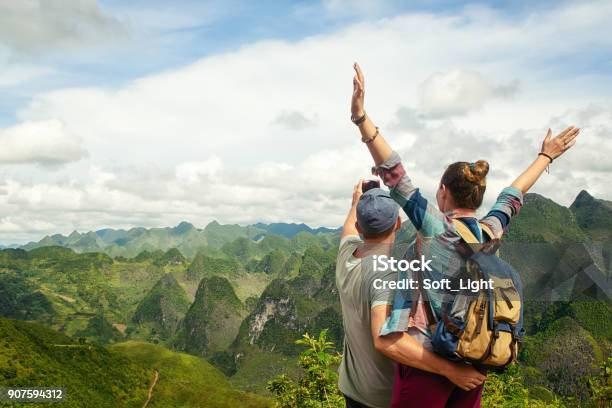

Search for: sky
xmin=0 ymin=0 xmax=611 ymax=244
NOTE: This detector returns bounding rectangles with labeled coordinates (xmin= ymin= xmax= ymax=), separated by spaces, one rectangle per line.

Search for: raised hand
xmin=541 ymin=126 xmax=580 ymax=160
xmin=351 ymin=62 xmax=365 ymax=118
xmin=511 ymin=126 xmax=581 ymax=193
xmin=352 ymin=178 xmax=364 ymax=207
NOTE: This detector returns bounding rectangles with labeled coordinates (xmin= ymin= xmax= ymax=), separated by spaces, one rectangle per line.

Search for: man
xmin=336 ymin=180 xmax=401 ymax=408
xmin=336 ymin=180 xmax=486 ymax=408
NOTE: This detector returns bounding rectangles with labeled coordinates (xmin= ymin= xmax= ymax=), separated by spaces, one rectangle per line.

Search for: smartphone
xmin=362 ymin=179 xmax=380 ymax=192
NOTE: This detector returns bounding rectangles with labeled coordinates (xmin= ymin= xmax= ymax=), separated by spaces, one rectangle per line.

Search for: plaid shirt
xmin=375 ymin=152 xmax=524 ymax=337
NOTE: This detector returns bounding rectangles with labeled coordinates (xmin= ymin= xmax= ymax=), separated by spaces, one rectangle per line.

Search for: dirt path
xmin=142 ymin=370 xmax=159 ymax=408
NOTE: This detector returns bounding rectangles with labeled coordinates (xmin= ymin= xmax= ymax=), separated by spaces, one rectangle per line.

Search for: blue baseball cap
xmin=356 ymin=188 xmax=400 ymax=235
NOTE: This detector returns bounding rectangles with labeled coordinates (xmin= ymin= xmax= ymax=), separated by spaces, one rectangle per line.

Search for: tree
xmin=267 ymin=330 xmax=343 ymax=408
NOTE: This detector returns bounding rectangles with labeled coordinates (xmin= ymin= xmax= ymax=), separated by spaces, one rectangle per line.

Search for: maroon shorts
xmin=391 ymin=364 xmax=483 ymax=408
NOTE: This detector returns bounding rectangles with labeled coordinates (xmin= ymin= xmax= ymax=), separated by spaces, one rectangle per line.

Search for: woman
xmin=349 ymin=62 xmax=579 ymax=408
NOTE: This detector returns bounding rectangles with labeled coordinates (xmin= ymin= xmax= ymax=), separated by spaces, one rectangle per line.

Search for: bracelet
xmin=538 ymin=152 xmax=553 ymax=163
xmin=362 ymin=127 xmax=379 ymax=144
xmin=351 ymin=111 xmax=367 ymax=126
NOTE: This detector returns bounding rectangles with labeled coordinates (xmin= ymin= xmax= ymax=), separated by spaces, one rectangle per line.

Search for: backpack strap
xmin=480 ymin=223 xmax=495 ymax=241
xmin=452 ymin=218 xmax=499 ymax=255
xmin=413 ymin=234 xmax=438 ymax=329
xmin=452 ymin=218 xmax=480 ymax=244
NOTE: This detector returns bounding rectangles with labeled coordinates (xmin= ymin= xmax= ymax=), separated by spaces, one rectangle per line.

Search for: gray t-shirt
xmin=336 ymin=235 xmax=396 ymax=408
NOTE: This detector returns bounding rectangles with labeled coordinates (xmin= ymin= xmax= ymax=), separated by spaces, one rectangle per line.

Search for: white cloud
xmin=419 ymin=70 xmax=519 ymax=118
xmin=0 ymin=64 xmax=54 ymax=88
xmin=1 ymin=1 xmax=612 ymax=243
xmin=175 ymin=157 xmax=224 ymax=184
xmin=0 ymin=0 xmax=127 ymax=54
xmin=0 ymin=120 xmax=87 ymax=166
xmin=272 ymin=110 xmax=315 ymax=130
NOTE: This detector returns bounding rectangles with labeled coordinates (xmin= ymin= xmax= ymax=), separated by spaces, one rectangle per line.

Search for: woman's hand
xmin=541 ymin=126 xmax=580 ymax=160
xmin=351 ymin=62 xmax=365 ymax=118
xmin=511 ymin=126 xmax=581 ymax=193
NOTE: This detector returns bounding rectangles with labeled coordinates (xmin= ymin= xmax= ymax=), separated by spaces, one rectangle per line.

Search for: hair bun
xmin=465 ymin=160 xmax=489 ymax=185
xmin=473 ymin=160 xmax=489 ymax=179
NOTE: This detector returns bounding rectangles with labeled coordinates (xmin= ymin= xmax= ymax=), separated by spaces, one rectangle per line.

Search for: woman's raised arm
xmin=351 ymin=63 xmax=393 ymax=165
xmin=510 ymin=126 xmax=580 ymax=194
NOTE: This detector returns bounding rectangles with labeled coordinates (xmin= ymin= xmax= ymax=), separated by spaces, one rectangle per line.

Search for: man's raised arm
xmin=341 ymin=178 xmax=363 ymax=240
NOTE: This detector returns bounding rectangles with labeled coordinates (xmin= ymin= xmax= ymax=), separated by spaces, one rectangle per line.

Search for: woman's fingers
xmin=354 ymin=62 xmax=365 ymax=88
xmin=563 ymin=127 xmax=580 ymax=142
xmin=557 ymin=126 xmax=574 ymax=139
xmin=353 ymin=76 xmax=363 ymax=96
xmin=563 ymin=139 xmax=577 ymax=151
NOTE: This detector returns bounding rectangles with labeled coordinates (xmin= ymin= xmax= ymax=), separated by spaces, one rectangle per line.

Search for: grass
xmin=111 ymin=341 xmax=271 ymax=407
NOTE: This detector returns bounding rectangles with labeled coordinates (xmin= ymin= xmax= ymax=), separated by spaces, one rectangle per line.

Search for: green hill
xmin=20 ymin=221 xmax=271 ymax=258
xmin=174 ymin=276 xmax=247 ymax=358
xmin=0 ymin=317 xmax=150 ymax=407
xmin=230 ymin=262 xmax=343 ymax=393
xmin=520 ymin=316 xmax=603 ymax=401
xmin=131 ymin=274 xmax=191 ymax=341
xmin=153 ymin=248 xmax=186 ymax=267
xmin=252 ymin=222 xmax=338 ymax=238
xmin=0 ymin=273 xmax=55 ymax=321
xmin=505 ymin=193 xmax=587 ymax=243
xmin=110 ymin=341 xmax=270 ymax=407
xmin=186 ymin=251 xmax=244 ymax=281
xmin=570 ymin=190 xmax=612 ymax=242
xmin=251 ymin=249 xmax=287 ymax=275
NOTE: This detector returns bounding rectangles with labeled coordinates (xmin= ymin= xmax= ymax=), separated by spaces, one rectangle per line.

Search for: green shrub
xmin=587 ymin=357 xmax=611 ymax=408
xmin=482 ymin=365 xmax=565 ymax=408
xmin=267 ymin=330 xmax=343 ymax=408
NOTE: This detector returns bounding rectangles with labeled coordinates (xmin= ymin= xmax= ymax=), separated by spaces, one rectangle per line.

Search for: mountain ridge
xmin=20 ymin=221 xmax=340 ymax=258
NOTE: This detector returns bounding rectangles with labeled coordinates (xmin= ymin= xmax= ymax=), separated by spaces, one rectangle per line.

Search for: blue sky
xmin=0 ymin=0 xmax=611 ymax=243
xmin=3 ymin=0 xmax=606 ymax=105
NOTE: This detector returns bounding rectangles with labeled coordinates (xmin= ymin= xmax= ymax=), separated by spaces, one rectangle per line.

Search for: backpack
xmin=423 ymin=219 xmax=525 ymax=370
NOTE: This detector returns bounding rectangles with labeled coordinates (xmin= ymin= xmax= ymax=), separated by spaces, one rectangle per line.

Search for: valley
xmin=1 ymin=192 xmax=610 ymax=406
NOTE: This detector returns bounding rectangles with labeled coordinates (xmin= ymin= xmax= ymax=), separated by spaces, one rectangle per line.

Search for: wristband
xmin=351 ymin=111 xmax=367 ymax=126
xmin=362 ymin=127 xmax=379 ymax=144
xmin=538 ymin=152 xmax=553 ymax=163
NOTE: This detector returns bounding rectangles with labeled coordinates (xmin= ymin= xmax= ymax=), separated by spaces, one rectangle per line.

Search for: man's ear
xmin=395 ymin=216 xmax=402 ymax=231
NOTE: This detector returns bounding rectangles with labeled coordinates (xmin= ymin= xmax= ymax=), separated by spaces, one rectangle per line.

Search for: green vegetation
xmin=0 ymin=317 xmax=150 ymax=407
xmin=267 ymin=330 xmax=343 ymax=408
xmin=521 ymin=316 xmax=603 ymax=401
xmin=587 ymin=357 xmax=611 ymax=408
xmin=570 ymin=190 xmax=612 ymax=242
xmin=482 ymin=365 xmax=565 ymax=407
xmin=131 ymin=274 xmax=191 ymax=342
xmin=110 ymin=341 xmax=270 ymax=407
xmin=506 ymin=193 xmax=587 ymax=243
xmin=1 ymin=193 xmax=611 ymax=406
xmin=0 ymin=273 xmax=55 ymax=321
xmin=174 ymin=276 xmax=247 ymax=357
xmin=186 ymin=251 xmax=243 ymax=280
xmin=22 ymin=220 xmax=269 ymax=258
